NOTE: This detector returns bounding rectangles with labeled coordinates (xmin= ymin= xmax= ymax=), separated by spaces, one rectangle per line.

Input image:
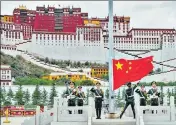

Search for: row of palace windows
xmin=104 ymin=40 xmax=159 ymax=44
xmin=1 ymin=75 xmax=10 ymax=79
xmin=134 ymin=31 xmax=175 ymax=36
xmin=1 ymin=46 xmax=16 ymax=50
xmin=1 ymin=82 xmax=10 ymax=86
xmin=1 ymin=70 xmax=10 ymax=74
xmin=36 ymin=42 xmax=80 ymax=46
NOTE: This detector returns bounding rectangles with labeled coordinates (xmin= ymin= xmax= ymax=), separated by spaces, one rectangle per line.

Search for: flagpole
xmin=108 ymin=0 xmax=115 ymax=114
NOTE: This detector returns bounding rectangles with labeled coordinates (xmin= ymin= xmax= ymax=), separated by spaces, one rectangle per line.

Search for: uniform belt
xmin=78 ymin=98 xmax=84 ymax=99
xmin=95 ymin=96 xmax=102 ymax=98
xmin=128 ymin=95 xmax=134 ymax=97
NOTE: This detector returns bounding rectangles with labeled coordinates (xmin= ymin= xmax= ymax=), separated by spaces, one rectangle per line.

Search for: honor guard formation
xmin=62 ymin=80 xmax=161 ymax=119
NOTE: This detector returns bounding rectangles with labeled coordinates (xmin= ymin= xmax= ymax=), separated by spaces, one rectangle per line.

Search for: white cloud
xmin=1 ymin=1 xmax=176 ymax=28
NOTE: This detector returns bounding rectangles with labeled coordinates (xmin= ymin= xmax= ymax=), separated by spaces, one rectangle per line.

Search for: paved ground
xmin=1 ymin=117 xmax=30 ymax=125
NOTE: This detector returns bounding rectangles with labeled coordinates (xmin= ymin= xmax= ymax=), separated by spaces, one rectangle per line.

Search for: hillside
xmin=0 ymin=52 xmax=52 ymax=78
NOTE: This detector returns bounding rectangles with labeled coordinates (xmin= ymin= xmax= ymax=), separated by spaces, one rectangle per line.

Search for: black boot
xmin=78 ymin=110 xmax=81 ymax=114
xmin=96 ymin=109 xmax=99 ymax=119
xmin=98 ymin=109 xmax=101 ymax=119
xmin=81 ymin=110 xmax=83 ymax=114
xmin=132 ymin=109 xmax=135 ymax=119
xmin=69 ymin=110 xmax=72 ymax=114
xmin=120 ymin=112 xmax=124 ymax=119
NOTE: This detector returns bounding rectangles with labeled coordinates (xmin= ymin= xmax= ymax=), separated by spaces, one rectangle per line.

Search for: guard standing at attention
xmin=76 ymin=86 xmax=86 ymax=114
xmin=63 ymin=81 xmax=77 ymax=114
xmin=90 ymin=82 xmax=104 ymax=119
xmin=136 ymin=85 xmax=147 ymax=106
xmin=147 ymin=81 xmax=160 ymax=106
xmin=120 ymin=82 xmax=139 ymax=119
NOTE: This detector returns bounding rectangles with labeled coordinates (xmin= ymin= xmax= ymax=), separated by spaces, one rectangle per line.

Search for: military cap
xmin=78 ymin=86 xmax=82 ymax=88
xmin=69 ymin=81 xmax=75 ymax=85
xmin=96 ymin=82 xmax=101 ymax=85
xmin=127 ymin=82 xmax=132 ymax=86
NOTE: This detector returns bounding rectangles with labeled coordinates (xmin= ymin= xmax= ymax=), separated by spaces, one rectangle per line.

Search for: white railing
xmin=53 ymin=97 xmax=93 ymax=123
xmin=135 ymin=94 xmax=176 ymax=125
xmin=21 ymin=106 xmax=54 ymax=125
xmin=51 ymin=97 xmax=94 ymax=125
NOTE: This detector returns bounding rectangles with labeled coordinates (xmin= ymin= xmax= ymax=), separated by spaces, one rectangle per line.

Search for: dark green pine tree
xmin=174 ymin=86 xmax=176 ymax=104
xmin=5 ymin=87 xmax=14 ymax=105
xmin=41 ymin=88 xmax=48 ymax=105
xmin=15 ymin=85 xmax=25 ymax=105
xmin=32 ymin=84 xmax=41 ymax=105
xmin=0 ymin=87 xmax=7 ymax=105
xmin=24 ymin=89 xmax=31 ymax=105
xmin=167 ymin=88 xmax=171 ymax=98
xmin=171 ymin=89 xmax=174 ymax=96
xmin=160 ymin=85 xmax=164 ymax=104
xmin=105 ymin=89 xmax=109 ymax=99
xmin=49 ymin=83 xmax=58 ymax=106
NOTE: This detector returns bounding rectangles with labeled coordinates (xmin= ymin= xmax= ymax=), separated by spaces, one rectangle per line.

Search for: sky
xmin=1 ymin=1 xmax=176 ymax=29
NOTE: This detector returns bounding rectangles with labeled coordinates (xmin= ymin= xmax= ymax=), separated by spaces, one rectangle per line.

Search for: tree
xmin=167 ymin=88 xmax=171 ymax=98
xmin=80 ymin=80 xmax=94 ymax=86
xmin=24 ymin=89 xmax=31 ymax=105
xmin=174 ymin=86 xmax=176 ymax=104
xmin=155 ymin=68 xmax=161 ymax=73
xmin=160 ymin=85 xmax=164 ymax=104
xmin=77 ymin=61 xmax=81 ymax=67
xmin=73 ymin=61 xmax=77 ymax=68
xmin=85 ymin=61 xmax=89 ymax=67
xmin=105 ymin=89 xmax=109 ymax=99
xmin=41 ymin=88 xmax=48 ymax=105
xmin=32 ymin=84 xmax=41 ymax=105
xmin=15 ymin=85 xmax=25 ymax=105
xmin=0 ymin=87 xmax=7 ymax=105
xmin=49 ymin=83 xmax=58 ymax=106
xmin=50 ymin=59 xmax=56 ymax=65
xmin=6 ymin=87 xmax=14 ymax=105
xmin=171 ymin=89 xmax=174 ymax=96
xmin=44 ymin=57 xmax=49 ymax=63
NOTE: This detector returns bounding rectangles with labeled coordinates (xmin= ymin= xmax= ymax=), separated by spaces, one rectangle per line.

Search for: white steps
xmin=92 ymin=117 xmax=136 ymax=125
xmin=145 ymin=121 xmax=176 ymax=125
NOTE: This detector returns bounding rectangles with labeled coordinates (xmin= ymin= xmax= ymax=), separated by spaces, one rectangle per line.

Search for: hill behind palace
xmin=0 ymin=51 xmax=52 ymax=78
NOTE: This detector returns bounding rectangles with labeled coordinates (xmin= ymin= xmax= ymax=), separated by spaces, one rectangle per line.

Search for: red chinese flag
xmin=112 ymin=56 xmax=153 ymax=90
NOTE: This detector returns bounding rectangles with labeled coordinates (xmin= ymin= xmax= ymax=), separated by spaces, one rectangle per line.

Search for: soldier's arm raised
xmin=90 ymin=87 xmax=95 ymax=93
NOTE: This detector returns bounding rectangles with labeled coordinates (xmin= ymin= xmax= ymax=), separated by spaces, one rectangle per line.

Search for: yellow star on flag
xmin=115 ymin=62 xmax=123 ymax=70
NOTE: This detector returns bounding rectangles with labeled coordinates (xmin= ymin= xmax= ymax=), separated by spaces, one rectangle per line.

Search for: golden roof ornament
xmin=19 ymin=5 xmax=27 ymax=10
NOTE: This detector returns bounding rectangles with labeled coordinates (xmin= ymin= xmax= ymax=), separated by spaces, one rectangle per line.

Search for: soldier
xmin=148 ymin=81 xmax=160 ymax=106
xmin=76 ymin=86 xmax=86 ymax=114
xmin=120 ymin=82 xmax=139 ymax=119
xmin=63 ymin=81 xmax=77 ymax=114
xmin=136 ymin=85 xmax=147 ymax=106
xmin=148 ymin=81 xmax=160 ymax=96
xmin=90 ymin=82 xmax=104 ymax=119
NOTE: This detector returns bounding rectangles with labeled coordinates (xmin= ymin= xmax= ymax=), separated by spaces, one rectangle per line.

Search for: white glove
xmin=73 ymin=89 xmax=76 ymax=92
xmin=67 ymin=96 xmax=70 ymax=99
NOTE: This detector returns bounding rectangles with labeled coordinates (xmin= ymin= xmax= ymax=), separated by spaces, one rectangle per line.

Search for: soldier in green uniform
xmin=76 ymin=86 xmax=86 ymax=114
xmin=120 ymin=82 xmax=139 ymax=119
xmin=148 ymin=81 xmax=160 ymax=96
xmin=147 ymin=81 xmax=160 ymax=106
xmin=90 ymin=82 xmax=104 ymax=119
xmin=136 ymin=85 xmax=147 ymax=106
xmin=63 ymin=81 xmax=77 ymax=114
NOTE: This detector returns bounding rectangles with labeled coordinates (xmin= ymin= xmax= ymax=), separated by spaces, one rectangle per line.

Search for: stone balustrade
xmin=135 ymin=94 xmax=176 ymax=125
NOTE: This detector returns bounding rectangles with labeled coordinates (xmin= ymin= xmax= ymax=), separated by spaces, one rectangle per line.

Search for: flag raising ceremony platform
xmin=19 ymin=95 xmax=176 ymax=125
